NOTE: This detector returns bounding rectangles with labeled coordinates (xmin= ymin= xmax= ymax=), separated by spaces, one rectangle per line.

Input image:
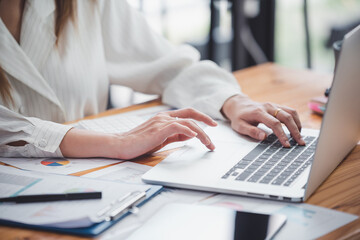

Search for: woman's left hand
xmin=221 ymin=94 xmax=305 ymax=147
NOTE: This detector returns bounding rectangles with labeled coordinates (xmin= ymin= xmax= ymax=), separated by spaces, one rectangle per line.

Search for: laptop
xmin=142 ymin=25 xmax=360 ymax=202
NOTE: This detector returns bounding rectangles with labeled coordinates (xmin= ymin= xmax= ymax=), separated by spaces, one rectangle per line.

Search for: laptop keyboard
xmin=222 ymin=134 xmax=318 ymax=187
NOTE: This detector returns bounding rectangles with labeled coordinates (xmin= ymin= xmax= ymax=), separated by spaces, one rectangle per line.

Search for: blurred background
xmin=110 ymin=0 xmax=360 ymax=108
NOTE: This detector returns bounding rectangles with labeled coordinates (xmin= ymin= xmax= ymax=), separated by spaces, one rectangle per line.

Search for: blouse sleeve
xmin=0 ymin=105 xmax=72 ymax=158
xmin=98 ymin=0 xmax=242 ymax=120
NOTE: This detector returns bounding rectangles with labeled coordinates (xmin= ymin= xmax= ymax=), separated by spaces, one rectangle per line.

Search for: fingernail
xmin=300 ymin=137 xmax=305 ymax=145
xmin=285 ymin=141 xmax=291 ymax=147
xmin=207 ymin=142 xmax=215 ymax=151
xmin=258 ymin=132 xmax=266 ymax=140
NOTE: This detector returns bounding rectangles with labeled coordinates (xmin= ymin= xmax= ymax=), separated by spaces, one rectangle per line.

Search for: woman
xmin=0 ymin=0 xmax=305 ymax=159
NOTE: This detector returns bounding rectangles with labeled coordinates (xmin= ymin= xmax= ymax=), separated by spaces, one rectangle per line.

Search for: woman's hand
xmin=60 ymin=108 xmax=217 ymax=160
xmin=221 ymin=94 xmax=305 ymax=147
xmin=114 ymin=108 xmax=217 ymax=159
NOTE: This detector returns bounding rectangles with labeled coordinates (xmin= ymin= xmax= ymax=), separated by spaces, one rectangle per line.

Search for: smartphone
xmin=127 ymin=203 xmax=286 ymax=240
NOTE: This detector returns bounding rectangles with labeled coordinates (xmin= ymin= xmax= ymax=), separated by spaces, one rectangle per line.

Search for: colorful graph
xmin=41 ymin=159 xmax=70 ymax=167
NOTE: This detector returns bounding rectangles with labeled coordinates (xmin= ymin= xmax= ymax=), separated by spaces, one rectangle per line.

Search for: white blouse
xmin=0 ymin=0 xmax=242 ymax=158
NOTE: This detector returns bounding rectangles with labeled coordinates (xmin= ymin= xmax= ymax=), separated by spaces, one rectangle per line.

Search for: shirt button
xmin=19 ymin=106 xmax=25 ymax=114
xmin=38 ymin=139 xmax=47 ymax=148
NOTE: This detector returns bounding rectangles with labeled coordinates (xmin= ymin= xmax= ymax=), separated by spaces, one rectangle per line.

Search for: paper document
xmin=83 ymin=161 xmax=152 ymax=184
xmin=100 ymin=188 xmax=215 ymax=240
xmin=199 ymin=194 xmax=358 ymax=240
xmin=0 ymin=157 xmax=121 ymax=175
xmin=79 ymin=161 xmax=215 ymax=240
xmin=0 ymin=166 xmax=150 ymax=228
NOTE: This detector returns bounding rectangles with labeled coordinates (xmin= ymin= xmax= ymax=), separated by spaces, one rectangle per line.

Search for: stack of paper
xmin=0 ymin=166 xmax=151 ymax=228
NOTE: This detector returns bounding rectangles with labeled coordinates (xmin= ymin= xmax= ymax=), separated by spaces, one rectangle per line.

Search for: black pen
xmin=0 ymin=192 xmax=102 ymax=203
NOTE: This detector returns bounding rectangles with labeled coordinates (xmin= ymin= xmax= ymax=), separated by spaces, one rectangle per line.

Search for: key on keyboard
xmin=222 ymin=134 xmax=318 ymax=187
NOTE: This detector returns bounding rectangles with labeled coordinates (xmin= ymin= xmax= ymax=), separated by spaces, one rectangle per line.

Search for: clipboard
xmin=0 ymin=185 xmax=162 ymax=237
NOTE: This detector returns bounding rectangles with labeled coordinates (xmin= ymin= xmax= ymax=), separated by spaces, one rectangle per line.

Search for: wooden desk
xmin=1 ymin=63 xmax=359 ymax=240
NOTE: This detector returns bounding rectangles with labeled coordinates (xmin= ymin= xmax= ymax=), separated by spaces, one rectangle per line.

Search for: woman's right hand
xmin=60 ymin=108 xmax=217 ymax=160
xmin=114 ymin=108 xmax=217 ymax=159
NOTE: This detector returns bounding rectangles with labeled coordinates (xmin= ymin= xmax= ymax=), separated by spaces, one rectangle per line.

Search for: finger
xmin=256 ymin=112 xmax=291 ymax=147
xmin=159 ymin=122 xmax=197 ymax=140
xmin=150 ymin=134 xmax=193 ymax=154
xmin=275 ymin=110 xmax=305 ymax=145
xmin=175 ymin=119 xmax=214 ymax=148
xmin=279 ymin=106 xmax=302 ymax=131
xmin=167 ymin=108 xmax=217 ymax=126
xmin=163 ymin=134 xmax=193 ymax=146
xmin=231 ymin=119 xmax=267 ymax=141
xmin=160 ymin=123 xmax=215 ymax=150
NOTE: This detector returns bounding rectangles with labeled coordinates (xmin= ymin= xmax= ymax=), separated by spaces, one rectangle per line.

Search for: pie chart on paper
xmin=41 ymin=159 xmax=70 ymax=167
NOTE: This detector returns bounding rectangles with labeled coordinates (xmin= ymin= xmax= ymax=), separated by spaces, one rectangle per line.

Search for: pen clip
xmin=98 ymin=191 xmax=146 ymax=222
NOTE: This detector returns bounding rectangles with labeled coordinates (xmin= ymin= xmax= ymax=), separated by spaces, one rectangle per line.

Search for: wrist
xmin=100 ymin=133 xmax=123 ymax=159
xmin=106 ymin=133 xmax=131 ymax=159
xmin=221 ymin=94 xmax=249 ymax=120
xmin=60 ymin=128 xmax=122 ymax=159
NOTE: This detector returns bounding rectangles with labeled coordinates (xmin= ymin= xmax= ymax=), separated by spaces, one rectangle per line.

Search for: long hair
xmin=0 ymin=0 xmax=77 ymax=106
